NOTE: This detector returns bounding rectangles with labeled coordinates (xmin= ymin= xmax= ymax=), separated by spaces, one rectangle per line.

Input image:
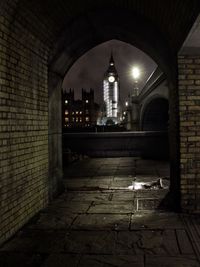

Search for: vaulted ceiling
xmin=18 ymin=0 xmax=200 ymax=49
xmin=14 ymin=0 xmax=200 ymax=76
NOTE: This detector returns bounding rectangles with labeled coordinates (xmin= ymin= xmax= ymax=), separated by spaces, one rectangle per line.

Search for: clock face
xmin=108 ymin=76 xmax=115 ymax=83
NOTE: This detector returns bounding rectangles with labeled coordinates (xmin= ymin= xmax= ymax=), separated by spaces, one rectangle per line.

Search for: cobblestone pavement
xmin=1 ymin=158 xmax=200 ymax=266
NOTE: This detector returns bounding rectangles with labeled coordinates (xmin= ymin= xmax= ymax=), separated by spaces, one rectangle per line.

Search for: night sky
xmin=63 ymin=40 xmax=157 ymax=105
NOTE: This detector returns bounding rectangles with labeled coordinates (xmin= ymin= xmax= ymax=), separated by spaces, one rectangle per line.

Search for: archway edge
xmin=48 ymin=7 xmax=180 ymax=210
xmin=49 ymin=8 xmax=177 ymax=84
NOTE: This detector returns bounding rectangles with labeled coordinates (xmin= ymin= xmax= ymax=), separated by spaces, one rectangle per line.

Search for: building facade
xmin=62 ymin=89 xmax=100 ymax=129
xmin=103 ymin=55 xmax=120 ymax=124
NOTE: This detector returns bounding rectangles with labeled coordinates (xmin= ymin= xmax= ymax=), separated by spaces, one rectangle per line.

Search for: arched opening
xmin=141 ymin=98 xmax=169 ymax=131
xmin=61 ymin=38 xmax=172 ymax=211
xmin=48 ymin=9 xmax=179 ymax=211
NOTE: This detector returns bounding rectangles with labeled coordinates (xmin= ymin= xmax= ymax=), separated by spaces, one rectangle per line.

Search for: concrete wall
xmin=63 ymin=132 xmax=169 ymax=160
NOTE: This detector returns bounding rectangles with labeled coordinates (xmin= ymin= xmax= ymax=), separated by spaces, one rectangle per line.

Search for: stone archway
xmin=48 ymin=8 xmax=180 ymax=210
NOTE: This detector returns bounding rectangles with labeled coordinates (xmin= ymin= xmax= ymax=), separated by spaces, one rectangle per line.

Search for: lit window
xmin=123 ymin=111 xmax=126 ymax=115
xmin=72 ymin=112 xmax=74 ymax=115
xmin=85 ymin=117 xmax=89 ymax=122
xmin=80 ymin=111 xmax=82 ymax=115
xmin=65 ymin=100 xmax=68 ymax=104
xmin=65 ymin=110 xmax=69 ymax=115
xmin=86 ymin=100 xmax=89 ymax=103
xmin=72 ymin=117 xmax=75 ymax=122
xmin=80 ymin=118 xmax=82 ymax=122
xmin=76 ymin=118 xmax=78 ymax=122
xmin=125 ymin=101 xmax=128 ymax=107
xmin=65 ymin=117 xmax=69 ymax=122
xmin=76 ymin=111 xmax=79 ymax=115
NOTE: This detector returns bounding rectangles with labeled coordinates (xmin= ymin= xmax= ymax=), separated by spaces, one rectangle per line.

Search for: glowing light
xmin=133 ymin=182 xmax=143 ymax=190
xmin=65 ymin=100 xmax=68 ymax=104
xmin=128 ymin=181 xmax=145 ymax=190
xmin=125 ymin=101 xmax=128 ymax=107
xmin=108 ymin=76 xmax=115 ymax=83
xmin=132 ymin=67 xmax=140 ymax=80
xmin=85 ymin=99 xmax=89 ymax=103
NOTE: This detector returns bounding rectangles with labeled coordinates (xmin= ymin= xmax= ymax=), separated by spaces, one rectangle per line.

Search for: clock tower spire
xmin=103 ymin=54 xmax=120 ymax=123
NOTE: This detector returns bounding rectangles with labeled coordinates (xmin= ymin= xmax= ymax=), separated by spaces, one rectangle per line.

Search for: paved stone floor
xmin=1 ymin=157 xmax=200 ymax=266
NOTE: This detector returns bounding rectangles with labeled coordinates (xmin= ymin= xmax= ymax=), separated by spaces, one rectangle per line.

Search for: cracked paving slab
xmin=1 ymin=157 xmax=199 ymax=266
xmin=64 ymin=230 xmax=116 ymax=254
xmin=131 ymin=212 xmax=184 ymax=230
xmin=116 ymin=230 xmax=180 ymax=255
xmin=46 ymin=202 xmax=91 ymax=212
xmin=27 ymin=210 xmax=76 ymax=230
xmin=145 ymin=255 xmax=200 ymax=267
xmin=41 ymin=253 xmax=81 ymax=267
xmin=88 ymin=201 xmax=134 ymax=214
xmin=71 ymin=214 xmax=131 ymax=230
xmin=79 ymin=255 xmax=144 ymax=267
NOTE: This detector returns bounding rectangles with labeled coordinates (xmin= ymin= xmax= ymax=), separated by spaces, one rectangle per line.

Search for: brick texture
xmin=0 ymin=1 xmax=49 ymax=244
xmin=178 ymin=55 xmax=200 ymax=213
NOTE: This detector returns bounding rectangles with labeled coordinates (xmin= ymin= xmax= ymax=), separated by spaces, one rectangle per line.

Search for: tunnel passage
xmin=1 ymin=0 xmax=200 ymax=246
xmin=141 ymin=98 xmax=169 ymax=131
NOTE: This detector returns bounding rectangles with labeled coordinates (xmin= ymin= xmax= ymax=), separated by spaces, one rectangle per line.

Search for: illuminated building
xmin=62 ymin=89 xmax=100 ymax=129
xmin=103 ymin=54 xmax=120 ymax=124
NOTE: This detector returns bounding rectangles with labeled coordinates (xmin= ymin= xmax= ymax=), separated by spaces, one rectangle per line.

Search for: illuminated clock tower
xmin=103 ymin=54 xmax=120 ymax=123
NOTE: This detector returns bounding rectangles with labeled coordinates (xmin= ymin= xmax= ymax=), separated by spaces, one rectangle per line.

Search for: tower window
xmin=86 ymin=100 xmax=89 ymax=103
xmin=65 ymin=110 xmax=69 ymax=115
xmin=85 ymin=117 xmax=89 ymax=122
xmin=65 ymin=100 xmax=68 ymax=104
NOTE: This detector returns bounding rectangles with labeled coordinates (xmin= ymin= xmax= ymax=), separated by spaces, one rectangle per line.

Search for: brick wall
xmin=178 ymin=55 xmax=200 ymax=213
xmin=0 ymin=1 xmax=50 ymax=244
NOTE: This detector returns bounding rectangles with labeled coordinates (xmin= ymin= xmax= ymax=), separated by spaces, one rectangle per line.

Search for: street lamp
xmin=132 ymin=67 xmax=140 ymax=80
xmin=131 ymin=66 xmax=140 ymax=97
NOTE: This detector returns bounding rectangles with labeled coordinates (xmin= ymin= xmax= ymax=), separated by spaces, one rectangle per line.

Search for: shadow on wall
xmin=141 ymin=98 xmax=169 ymax=131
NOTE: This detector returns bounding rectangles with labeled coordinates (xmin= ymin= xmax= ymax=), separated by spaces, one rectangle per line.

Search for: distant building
xmin=102 ymin=54 xmax=120 ymax=124
xmin=62 ymin=89 xmax=100 ymax=129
